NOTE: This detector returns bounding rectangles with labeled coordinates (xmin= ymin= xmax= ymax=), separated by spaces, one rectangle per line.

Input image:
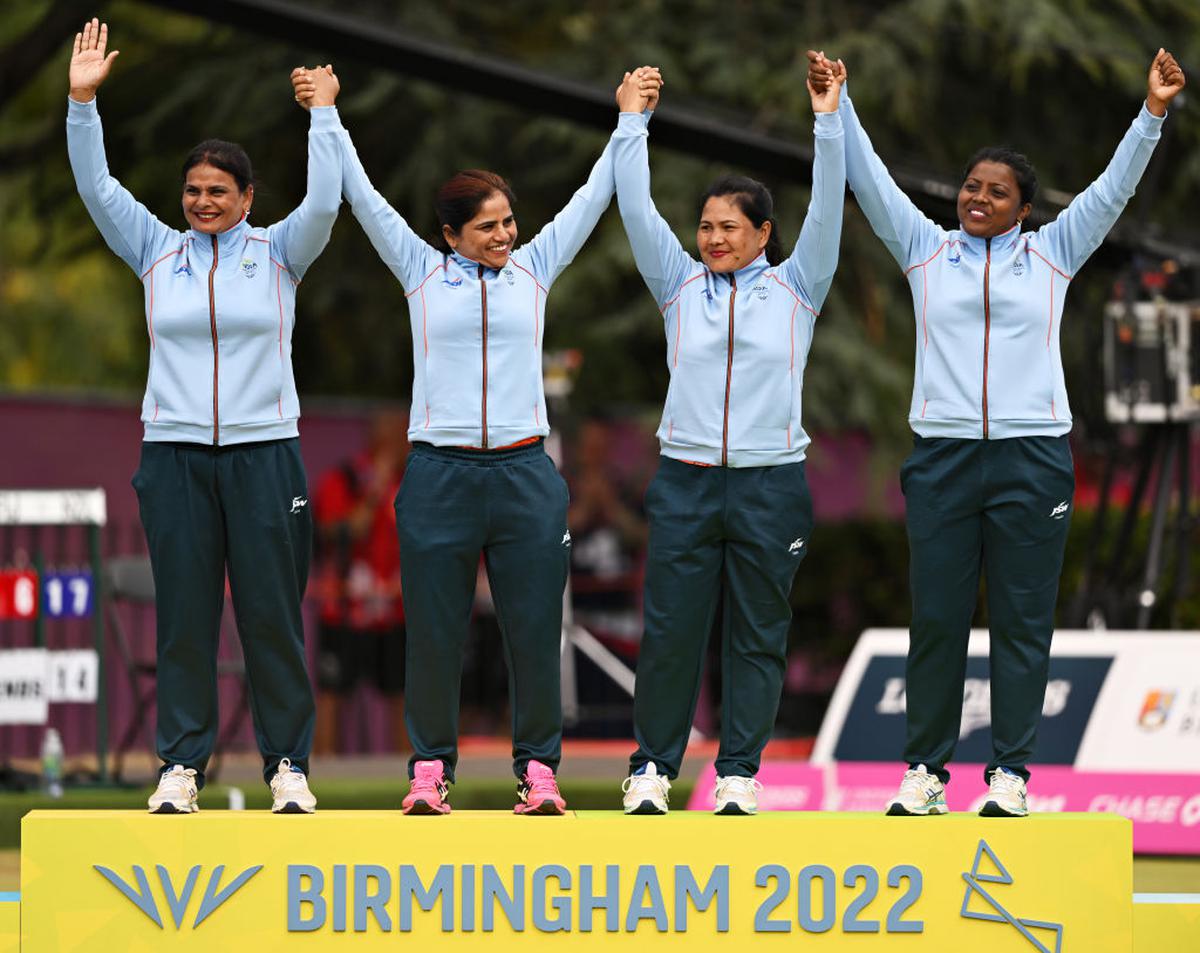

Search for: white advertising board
xmin=0 ymin=648 xmax=50 ymax=724
xmin=813 ymin=629 xmax=1200 ymax=774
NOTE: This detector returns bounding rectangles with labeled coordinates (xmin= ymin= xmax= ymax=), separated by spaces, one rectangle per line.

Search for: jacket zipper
xmin=209 ymin=235 xmax=220 ymax=445
xmin=982 ymin=238 xmax=991 ymax=439
xmin=479 ymin=264 xmax=489 ymax=449
xmin=721 ymin=275 xmax=737 ymax=466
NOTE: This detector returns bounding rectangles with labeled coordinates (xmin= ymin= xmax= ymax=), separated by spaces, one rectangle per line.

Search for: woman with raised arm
xmin=807 ymin=49 xmax=1185 ymax=817
xmin=613 ymin=65 xmax=846 ymax=816
xmin=67 ymin=19 xmax=343 ymax=815
xmin=293 ymin=65 xmax=662 ymax=816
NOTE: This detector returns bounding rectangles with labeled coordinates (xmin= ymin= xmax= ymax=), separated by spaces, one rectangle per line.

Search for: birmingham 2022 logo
xmin=960 ymin=840 xmax=1063 ymax=953
xmin=94 ymin=864 xmax=262 ymax=929
xmin=93 ymin=846 xmax=1068 ymax=942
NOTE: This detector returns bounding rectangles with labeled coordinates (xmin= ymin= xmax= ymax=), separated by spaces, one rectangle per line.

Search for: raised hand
xmin=1146 ymin=49 xmax=1186 ymax=117
xmin=69 ymin=18 xmax=119 ymax=103
xmin=807 ymin=53 xmax=845 ymax=113
xmin=805 ymin=50 xmax=839 ymax=96
xmin=291 ymin=64 xmax=339 ymax=110
xmin=615 ymin=66 xmax=663 ymax=113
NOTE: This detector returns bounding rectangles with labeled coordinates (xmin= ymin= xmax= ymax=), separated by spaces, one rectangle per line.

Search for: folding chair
xmin=104 ymin=555 xmax=251 ymax=783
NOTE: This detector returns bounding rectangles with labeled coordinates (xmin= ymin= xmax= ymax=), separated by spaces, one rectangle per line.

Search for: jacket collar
xmin=956 ymin=221 xmax=1022 ymax=254
xmin=189 ymin=215 xmax=251 ymax=255
xmin=715 ymin=251 xmax=770 ymax=284
xmin=449 ymin=250 xmax=508 ymax=276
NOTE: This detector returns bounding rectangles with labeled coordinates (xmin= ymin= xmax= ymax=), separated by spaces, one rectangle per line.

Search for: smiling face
xmin=957 ymin=160 xmax=1031 ymax=239
xmin=182 ymin=162 xmax=251 ymax=235
xmin=443 ymin=191 xmax=518 ymax=270
xmin=696 ymin=195 xmax=770 ymax=273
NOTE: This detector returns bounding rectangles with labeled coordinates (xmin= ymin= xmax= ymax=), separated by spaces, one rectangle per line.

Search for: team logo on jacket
xmin=240 ymin=258 xmax=258 ymax=279
xmin=751 ymin=283 xmax=770 ymax=301
xmin=443 ymin=276 xmax=462 ymax=288
xmin=174 ymin=263 xmax=192 ymax=276
xmin=503 ymin=268 xmax=515 ymax=285
xmin=1011 ymin=259 xmax=1025 ymax=277
xmin=947 ymin=248 xmax=962 ymax=266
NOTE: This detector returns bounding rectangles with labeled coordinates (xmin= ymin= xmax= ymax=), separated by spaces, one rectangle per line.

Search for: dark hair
xmin=697 ymin=174 xmax=782 ymax=266
xmin=181 ymin=139 xmax=254 ymax=192
xmin=962 ymin=147 xmax=1038 ymax=208
xmin=434 ymin=170 xmax=516 ymax=253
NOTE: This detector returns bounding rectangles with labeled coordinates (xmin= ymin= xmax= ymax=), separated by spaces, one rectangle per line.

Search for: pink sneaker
xmin=514 ymin=760 xmax=567 ymax=815
xmin=402 ymin=760 xmax=451 ymax=815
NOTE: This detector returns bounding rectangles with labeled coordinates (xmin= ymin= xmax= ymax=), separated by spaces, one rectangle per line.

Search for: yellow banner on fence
xmin=22 ymin=810 xmax=1131 ymax=951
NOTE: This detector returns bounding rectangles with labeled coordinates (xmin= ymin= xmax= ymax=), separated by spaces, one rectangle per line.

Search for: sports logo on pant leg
xmin=1049 ymin=501 xmax=1069 ymax=519
xmin=788 ymin=537 xmax=805 ymax=555
xmin=290 ymin=497 xmax=308 ymax=514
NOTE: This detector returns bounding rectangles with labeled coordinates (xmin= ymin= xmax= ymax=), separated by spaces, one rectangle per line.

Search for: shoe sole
xmin=714 ymin=803 xmax=756 ymax=816
xmin=403 ymin=800 xmax=450 ymax=815
xmin=624 ymin=800 xmax=667 ymax=815
xmin=273 ymin=801 xmax=315 ymax=814
xmin=979 ymin=800 xmax=1027 ymax=818
xmin=885 ymin=803 xmax=948 ymax=816
xmin=149 ymin=803 xmax=197 ymax=814
xmin=514 ymin=800 xmax=566 ymax=816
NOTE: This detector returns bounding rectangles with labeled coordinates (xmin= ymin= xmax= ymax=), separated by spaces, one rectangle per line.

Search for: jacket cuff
xmin=814 ymin=110 xmax=843 ymax=138
xmin=66 ymin=96 xmax=99 ymax=124
xmin=616 ymin=111 xmax=649 ymax=137
xmin=309 ymin=105 xmax=342 ymax=132
xmin=1135 ymin=102 xmax=1166 ymax=137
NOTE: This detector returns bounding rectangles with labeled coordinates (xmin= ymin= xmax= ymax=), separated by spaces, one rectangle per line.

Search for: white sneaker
xmin=148 ymin=765 xmax=199 ymax=814
xmin=885 ymin=764 xmax=948 ymax=816
xmin=979 ymin=767 xmax=1028 ymax=817
xmin=622 ymin=762 xmax=671 ymax=815
xmin=713 ymin=775 xmax=762 ymax=815
xmin=270 ymin=758 xmax=317 ymax=814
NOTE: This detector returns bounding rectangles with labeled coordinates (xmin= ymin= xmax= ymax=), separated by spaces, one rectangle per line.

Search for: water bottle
xmin=41 ymin=727 xmax=64 ymax=798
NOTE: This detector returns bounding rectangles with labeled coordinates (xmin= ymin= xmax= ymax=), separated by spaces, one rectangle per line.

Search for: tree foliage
xmin=2 ymin=0 xmax=1197 ymax=469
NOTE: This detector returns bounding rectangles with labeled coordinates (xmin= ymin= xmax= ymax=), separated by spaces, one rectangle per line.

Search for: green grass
xmin=0 ymin=778 xmax=693 ymax=849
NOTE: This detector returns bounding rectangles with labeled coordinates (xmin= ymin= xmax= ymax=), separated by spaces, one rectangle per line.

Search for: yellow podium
xmin=21 ymin=810 xmax=1132 ymax=951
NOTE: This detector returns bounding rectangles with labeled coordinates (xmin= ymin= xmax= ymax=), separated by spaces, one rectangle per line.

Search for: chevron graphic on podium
xmin=960 ymin=839 xmax=1064 ymax=953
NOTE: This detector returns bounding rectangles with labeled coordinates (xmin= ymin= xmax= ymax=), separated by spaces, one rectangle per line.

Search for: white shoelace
xmin=271 ymin=758 xmax=309 ymax=796
xmin=715 ymin=776 xmax=763 ymax=799
xmin=897 ymin=767 xmax=939 ymax=798
xmin=157 ymin=767 xmax=197 ymax=799
xmin=622 ymin=772 xmax=671 ymax=799
xmin=988 ymin=770 xmax=1024 ymax=795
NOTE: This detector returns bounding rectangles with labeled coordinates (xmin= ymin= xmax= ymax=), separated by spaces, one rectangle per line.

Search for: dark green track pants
xmin=631 ymin=456 xmax=813 ymax=780
xmin=396 ymin=441 xmax=570 ymax=783
xmin=133 ymin=438 xmax=314 ymax=788
xmin=902 ymin=435 xmax=1074 ymax=784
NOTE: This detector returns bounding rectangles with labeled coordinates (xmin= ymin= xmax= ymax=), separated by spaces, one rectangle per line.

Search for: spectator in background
xmin=313 ymin=410 xmax=409 ymax=755
xmin=567 ymin=418 xmax=648 ymax=646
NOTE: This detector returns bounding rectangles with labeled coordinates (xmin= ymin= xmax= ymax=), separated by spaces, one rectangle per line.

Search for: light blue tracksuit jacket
xmin=612 ymin=111 xmax=845 ymax=467
xmin=335 ymin=116 xmax=648 ymax=449
xmin=839 ymin=90 xmax=1164 ymax=439
xmin=67 ymin=99 xmax=343 ymax=445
